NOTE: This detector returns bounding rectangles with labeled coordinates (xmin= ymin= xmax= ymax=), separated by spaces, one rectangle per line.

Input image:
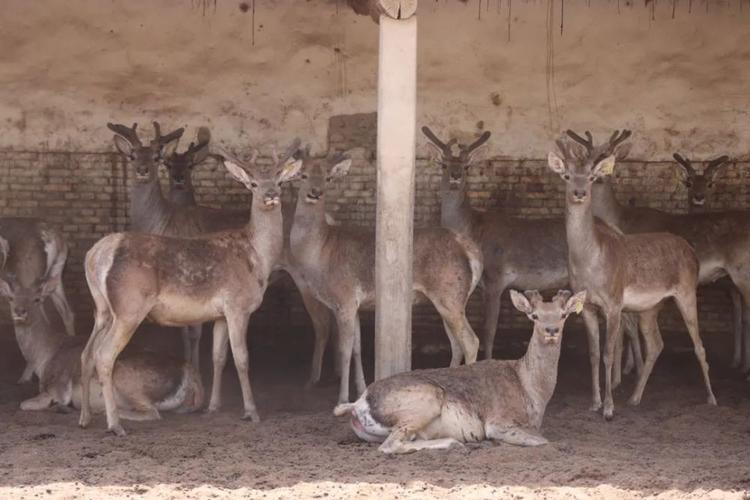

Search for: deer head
xmin=108 ymin=121 xmax=185 ymax=184
xmin=672 ymin=153 xmax=730 ymax=209
xmin=421 ymin=126 xmax=491 ymax=190
xmin=0 ymin=272 xmax=60 ymax=325
xmin=510 ymin=289 xmax=587 ymax=345
xmin=295 ymin=146 xmax=353 ymax=205
xmin=213 ymin=138 xmax=304 ymax=210
xmin=548 ymin=129 xmax=632 ymax=204
xmin=162 ymin=127 xmax=212 ymax=195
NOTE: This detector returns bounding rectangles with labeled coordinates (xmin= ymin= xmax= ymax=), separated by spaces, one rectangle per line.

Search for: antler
xmin=421 ymin=126 xmax=452 ymax=155
xmin=184 ymin=127 xmax=211 ymax=158
xmin=459 ymin=131 xmax=492 ymax=159
xmin=523 ymin=289 xmax=544 ymax=306
xmin=566 ymin=129 xmax=595 ymax=155
xmin=107 ymin=122 xmax=141 ymax=146
xmin=151 ymin=121 xmax=185 ymax=147
xmin=672 ymin=153 xmax=696 ymax=177
xmin=704 ymin=155 xmax=730 ymax=180
xmin=606 ymin=129 xmax=632 ymax=153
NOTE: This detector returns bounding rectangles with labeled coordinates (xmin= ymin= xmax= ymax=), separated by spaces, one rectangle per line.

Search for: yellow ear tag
xmin=574 ymin=300 xmax=584 ymax=314
xmin=600 ymin=161 xmax=615 ymax=176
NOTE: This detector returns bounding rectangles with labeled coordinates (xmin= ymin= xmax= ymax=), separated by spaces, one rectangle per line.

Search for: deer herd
xmin=0 ymin=121 xmax=744 ymax=453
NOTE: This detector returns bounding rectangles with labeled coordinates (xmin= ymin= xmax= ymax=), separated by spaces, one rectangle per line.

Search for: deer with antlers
xmin=421 ymin=126 xmax=643 ymax=400
xmin=550 ymin=130 xmax=716 ymax=419
xmin=583 ymin=132 xmax=750 ymax=377
xmin=79 ymin=140 xmax=303 ymax=436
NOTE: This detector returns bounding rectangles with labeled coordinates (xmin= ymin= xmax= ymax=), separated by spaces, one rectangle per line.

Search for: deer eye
xmin=707 ymin=182 xmax=714 ymax=188
xmin=563 ymin=174 xmax=570 ymax=180
xmin=34 ymin=297 xmax=42 ymax=304
xmin=685 ymin=180 xmax=693 ymax=187
xmin=250 ymin=182 xmax=258 ymax=188
xmin=531 ymin=313 xmax=538 ymax=320
xmin=301 ymin=174 xmax=308 ymax=180
xmin=325 ymin=176 xmax=332 ymax=182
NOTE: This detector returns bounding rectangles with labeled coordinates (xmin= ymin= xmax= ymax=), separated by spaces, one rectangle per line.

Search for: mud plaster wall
xmin=1 ymin=1 xmax=749 ymax=354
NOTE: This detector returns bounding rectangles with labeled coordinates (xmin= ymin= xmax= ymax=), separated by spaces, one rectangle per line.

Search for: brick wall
xmin=1 ymin=115 xmax=748 ymax=354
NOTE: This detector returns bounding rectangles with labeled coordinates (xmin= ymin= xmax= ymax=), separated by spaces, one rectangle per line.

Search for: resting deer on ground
xmin=672 ymin=153 xmax=744 ymax=371
xmin=421 ymin=126 xmax=643 ymax=406
xmin=583 ymin=132 xmax=750 ymax=377
xmin=0 ymin=220 xmax=76 ymax=383
xmin=161 ymin=127 xmax=337 ymax=386
xmin=549 ymin=130 xmax=716 ymax=420
xmin=79 ymin=140 xmax=303 ymax=436
xmin=334 ymin=289 xmax=586 ymax=454
xmin=289 ymin=149 xmax=484 ymax=406
xmin=0 ymin=272 xmax=203 ymax=417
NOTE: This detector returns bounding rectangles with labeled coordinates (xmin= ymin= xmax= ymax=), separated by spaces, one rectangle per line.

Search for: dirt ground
xmin=1 ymin=326 xmax=749 ymax=499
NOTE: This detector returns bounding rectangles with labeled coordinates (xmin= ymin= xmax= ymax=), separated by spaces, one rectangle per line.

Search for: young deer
xmin=79 ymin=141 xmax=303 ymax=436
xmin=673 ymin=153 xmax=744 ymax=370
xmin=550 ymin=130 xmax=716 ymax=420
xmin=289 ymin=150 xmax=483 ymax=406
xmin=0 ymin=220 xmax=76 ymax=383
xmin=334 ymin=289 xmax=586 ymax=454
xmin=421 ymin=126 xmax=643 ymax=398
xmin=0 ymin=273 xmax=203 ymax=417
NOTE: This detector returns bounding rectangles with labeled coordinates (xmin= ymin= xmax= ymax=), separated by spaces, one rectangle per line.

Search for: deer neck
xmin=14 ymin=308 xmax=65 ymax=379
xmin=168 ymin=186 xmax=197 ymax=206
xmin=591 ymin=180 xmax=625 ymax=228
xmin=246 ymin=195 xmax=284 ymax=273
xmin=290 ymin=195 xmax=330 ymax=259
xmin=129 ymin=175 xmax=173 ymax=234
xmin=517 ymin=327 xmax=563 ymax=421
xmin=565 ymin=194 xmax=600 ymax=265
xmin=440 ymin=173 xmax=475 ymax=237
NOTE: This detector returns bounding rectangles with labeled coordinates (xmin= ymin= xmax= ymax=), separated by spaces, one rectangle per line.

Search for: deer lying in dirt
xmin=0 ymin=273 xmax=203 ymax=417
xmin=334 ymin=289 xmax=586 ymax=454
xmin=550 ymin=130 xmax=716 ymax=420
xmin=0 ymin=220 xmax=76 ymax=383
xmin=79 ymin=141 xmax=302 ymax=436
xmin=289 ymin=149 xmax=483 ymax=406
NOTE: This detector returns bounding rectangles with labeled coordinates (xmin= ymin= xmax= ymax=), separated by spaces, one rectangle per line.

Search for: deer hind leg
xmin=481 ymin=281 xmax=505 ymax=360
xmin=180 ymin=324 xmax=202 ymax=371
xmin=674 ymin=291 xmax=717 ymax=406
xmin=431 ymin=296 xmax=479 ymax=366
xmin=627 ymin=308 xmax=663 ymax=406
xmin=622 ymin=313 xmax=644 ymax=377
xmin=20 ymin=392 xmax=54 ymax=411
xmin=614 ymin=328 xmax=624 ymax=389
xmin=377 ymin=389 xmax=447 ymax=454
xmin=17 ymin=363 xmax=35 ymax=384
xmin=48 ymin=282 xmax=76 ymax=337
xmin=485 ymin=424 xmax=548 ymax=447
xmin=581 ymin=307 xmax=602 ymax=412
xmin=79 ymin=308 xmax=112 ymax=429
xmin=299 ymin=289 xmax=333 ymax=387
xmin=729 ymin=286 xmax=743 ymax=369
xmin=207 ymin=319 xmax=229 ymax=413
xmin=441 ymin=319 xmax=464 ymax=367
xmin=351 ymin=311 xmax=367 ymax=397
xmin=602 ymin=310 xmax=624 ymax=421
xmin=334 ymin=308 xmax=358 ymax=405
xmin=226 ymin=311 xmax=260 ymax=422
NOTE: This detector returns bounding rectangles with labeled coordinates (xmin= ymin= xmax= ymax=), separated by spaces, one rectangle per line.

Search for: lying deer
xmin=673 ymin=153 xmax=744 ymax=371
xmin=79 ymin=140 xmax=303 ymax=436
xmin=0 ymin=273 xmax=203 ymax=417
xmin=550 ymin=130 xmax=716 ymax=420
xmin=0 ymin=220 xmax=76 ymax=383
xmin=421 ymin=126 xmax=643 ymax=408
xmin=289 ymin=149 xmax=483 ymax=406
xmin=334 ymin=289 xmax=586 ymax=454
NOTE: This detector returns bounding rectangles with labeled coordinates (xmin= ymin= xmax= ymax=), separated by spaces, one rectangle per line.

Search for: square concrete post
xmin=374 ymin=14 xmax=418 ymax=380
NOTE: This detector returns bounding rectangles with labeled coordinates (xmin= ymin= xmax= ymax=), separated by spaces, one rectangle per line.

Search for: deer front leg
xmin=20 ymin=392 xmax=54 ymax=411
xmin=603 ymin=310 xmax=624 ymax=421
xmin=627 ymin=308 xmax=663 ymax=406
xmin=17 ymin=363 xmax=34 ymax=384
xmin=730 ymin=286 xmax=743 ymax=369
xmin=79 ymin=315 xmax=108 ymax=429
xmin=481 ymin=282 xmax=504 ymax=360
xmin=485 ymin=424 xmax=548 ymax=447
xmin=334 ymin=308 xmax=358 ymax=405
xmin=581 ymin=307 xmax=602 ymax=412
xmin=226 ymin=311 xmax=259 ymax=422
xmin=180 ymin=324 xmax=202 ymax=371
xmin=207 ymin=319 xmax=229 ymax=413
xmin=299 ymin=290 xmax=333 ymax=387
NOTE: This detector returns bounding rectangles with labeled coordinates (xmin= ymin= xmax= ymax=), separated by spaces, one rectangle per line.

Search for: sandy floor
xmin=0 ymin=327 xmax=749 ymax=499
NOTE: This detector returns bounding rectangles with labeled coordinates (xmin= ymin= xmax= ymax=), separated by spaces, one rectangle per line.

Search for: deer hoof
xmin=589 ymin=401 xmax=602 ymax=412
xmin=707 ymin=395 xmax=717 ymax=406
xmin=626 ymin=396 xmax=641 ymax=406
xmin=241 ymin=410 xmax=260 ymax=423
xmin=107 ymin=424 xmax=127 ymax=437
xmin=602 ymin=405 xmax=614 ymax=421
xmin=78 ymin=414 xmax=91 ymax=429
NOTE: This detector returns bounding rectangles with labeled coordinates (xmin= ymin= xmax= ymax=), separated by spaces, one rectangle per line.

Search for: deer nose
xmin=545 ymin=327 xmax=560 ymax=335
xmin=310 ymin=188 xmax=323 ymax=198
xmin=573 ymin=189 xmax=587 ymax=200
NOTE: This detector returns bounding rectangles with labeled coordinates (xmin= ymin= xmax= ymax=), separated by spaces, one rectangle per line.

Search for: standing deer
xmin=549 ymin=130 xmax=716 ymax=419
xmin=79 ymin=141 xmax=303 ymax=436
xmin=289 ymin=150 xmax=483 ymax=406
xmin=0 ymin=272 xmax=203 ymax=417
xmin=421 ymin=126 xmax=643 ymax=401
xmin=673 ymin=153 xmax=744 ymax=370
xmin=585 ymin=133 xmax=750 ymax=375
xmin=334 ymin=289 xmax=586 ymax=454
xmin=0 ymin=220 xmax=76 ymax=383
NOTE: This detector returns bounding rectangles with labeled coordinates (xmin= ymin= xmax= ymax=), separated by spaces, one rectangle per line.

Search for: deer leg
xmin=485 ymin=424 xmax=548 ymax=447
xmin=603 ymin=310 xmax=623 ymax=421
xmin=481 ymin=281 xmax=504 ymax=360
xmin=613 ymin=329 xmax=623 ymax=389
xmin=622 ymin=313 xmax=643 ymax=377
xmin=79 ymin=310 xmax=111 ymax=429
xmin=92 ymin=317 xmax=141 ymax=436
xmin=729 ymin=286 xmax=743 ymax=369
xmin=581 ymin=307 xmax=602 ymax=412
xmin=48 ymin=283 xmax=76 ymax=337
xmin=299 ymin=290 xmax=333 ymax=387
xmin=17 ymin=363 xmax=34 ymax=384
xmin=441 ymin=320 xmax=464 ymax=367
xmin=674 ymin=292 xmax=717 ymax=406
xmin=20 ymin=392 xmax=54 ymax=411
xmin=334 ymin=308 xmax=357 ymax=405
xmin=627 ymin=308 xmax=663 ymax=406
xmin=226 ymin=312 xmax=259 ymax=422
xmin=180 ymin=324 xmax=202 ymax=371
xmin=351 ymin=311 xmax=367 ymax=397
xmin=207 ymin=319 xmax=229 ymax=413
xmin=432 ymin=296 xmax=479 ymax=366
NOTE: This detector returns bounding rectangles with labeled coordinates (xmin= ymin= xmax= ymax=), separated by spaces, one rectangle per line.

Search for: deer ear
xmin=113 ymin=135 xmax=135 ymax=158
xmin=0 ymin=275 xmax=13 ymax=299
xmin=593 ymin=155 xmax=616 ymax=178
xmin=278 ymin=159 xmax=303 ymax=184
xmin=222 ymin=159 xmax=254 ymax=189
xmin=547 ymin=152 xmax=567 ymax=176
xmin=40 ymin=274 xmax=61 ymax=297
xmin=160 ymin=138 xmax=180 ymax=159
xmin=564 ymin=291 xmax=587 ymax=316
xmin=509 ymin=289 xmax=533 ymax=315
xmin=330 ymin=157 xmax=352 ymax=178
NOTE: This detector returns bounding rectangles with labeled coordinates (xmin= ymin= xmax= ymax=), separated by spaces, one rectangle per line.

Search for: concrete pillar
xmin=374 ymin=14 xmax=417 ymax=381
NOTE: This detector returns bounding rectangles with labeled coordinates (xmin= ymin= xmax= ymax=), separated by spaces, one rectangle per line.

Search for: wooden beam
xmin=374 ymin=14 xmax=417 ymax=380
xmin=348 ymin=0 xmax=418 ymax=23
